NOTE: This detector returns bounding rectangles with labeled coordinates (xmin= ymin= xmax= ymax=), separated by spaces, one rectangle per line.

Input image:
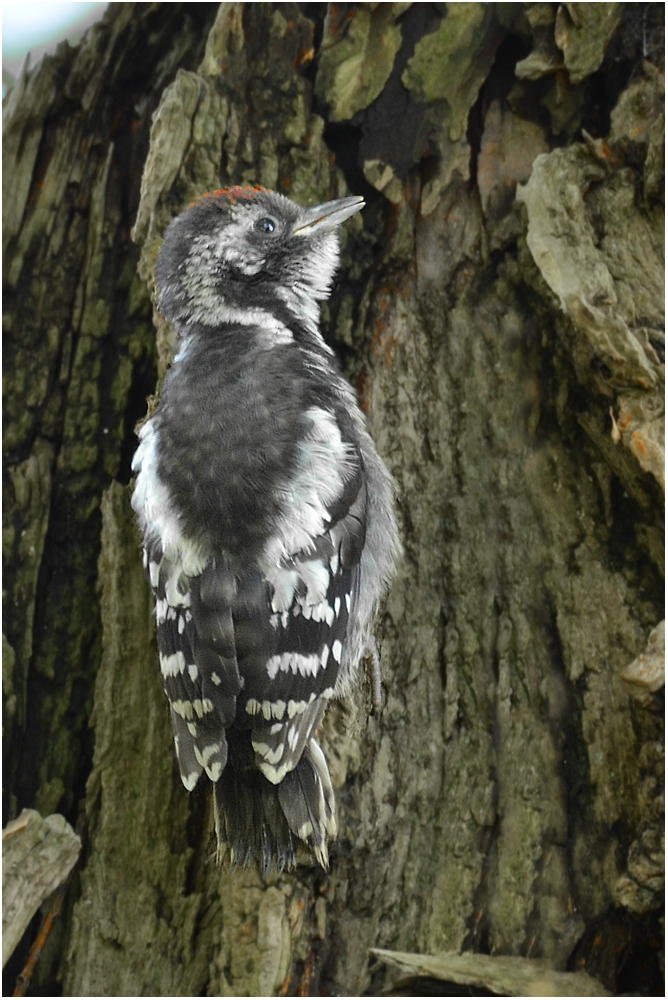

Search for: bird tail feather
xmin=214 ymin=732 xmax=336 ymax=871
xmin=278 ymin=738 xmax=337 ymax=869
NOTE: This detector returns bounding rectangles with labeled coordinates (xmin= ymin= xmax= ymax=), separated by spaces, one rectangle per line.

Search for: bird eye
xmin=254 ymin=217 xmax=277 ymax=234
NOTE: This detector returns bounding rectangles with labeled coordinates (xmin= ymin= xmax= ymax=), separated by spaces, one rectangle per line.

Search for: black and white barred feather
xmin=132 ymin=186 xmax=399 ymax=870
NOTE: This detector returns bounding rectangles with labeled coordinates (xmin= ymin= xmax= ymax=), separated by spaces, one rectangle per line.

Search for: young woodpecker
xmin=131 ymin=186 xmax=399 ymax=870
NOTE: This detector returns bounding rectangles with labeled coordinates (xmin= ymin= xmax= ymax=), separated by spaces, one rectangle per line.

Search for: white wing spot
xmin=157 ymin=600 xmax=178 ymax=622
xmin=172 ymin=698 xmax=193 ymax=719
xmin=192 ymin=698 xmax=213 ymax=718
xmin=261 ymin=699 xmax=286 ymax=720
xmin=266 ymin=652 xmax=321 ymax=679
xmin=160 ymin=651 xmax=186 ymax=677
xmin=271 ymin=568 xmax=299 ymax=613
xmin=257 ymin=758 xmax=293 ymax=783
xmin=164 ymin=572 xmax=191 ymax=609
xmin=253 ymin=740 xmax=285 ymax=765
xmin=332 ymin=639 xmax=343 ymax=663
xmin=181 ymin=771 xmax=199 ymax=791
xmin=194 ymin=743 xmax=221 ymax=768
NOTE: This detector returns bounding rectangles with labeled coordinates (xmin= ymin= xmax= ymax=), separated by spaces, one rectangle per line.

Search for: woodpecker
xmin=131 ymin=186 xmax=399 ymax=870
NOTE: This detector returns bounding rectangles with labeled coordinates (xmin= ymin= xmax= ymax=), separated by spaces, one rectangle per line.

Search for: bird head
xmin=155 ymin=186 xmax=364 ymax=334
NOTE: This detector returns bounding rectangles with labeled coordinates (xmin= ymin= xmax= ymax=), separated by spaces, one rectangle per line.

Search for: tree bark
xmin=3 ymin=3 xmax=663 ymax=996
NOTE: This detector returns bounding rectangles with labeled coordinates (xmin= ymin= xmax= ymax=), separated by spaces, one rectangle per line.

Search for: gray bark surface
xmin=2 ymin=810 xmax=80 ymax=969
xmin=3 ymin=3 xmax=663 ymax=996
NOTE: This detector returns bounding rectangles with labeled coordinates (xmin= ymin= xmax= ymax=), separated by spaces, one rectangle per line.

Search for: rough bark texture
xmin=2 ymin=810 xmax=80 ymax=969
xmin=3 ymin=3 xmax=664 ymax=996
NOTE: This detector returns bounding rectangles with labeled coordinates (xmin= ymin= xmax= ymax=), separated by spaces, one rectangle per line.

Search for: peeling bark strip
xmin=371 ymin=948 xmax=613 ymax=997
xmin=2 ymin=810 xmax=80 ymax=969
xmin=2 ymin=3 xmax=664 ymax=996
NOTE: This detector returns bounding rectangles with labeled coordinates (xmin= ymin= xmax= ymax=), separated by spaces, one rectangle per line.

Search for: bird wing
xmin=233 ymin=444 xmax=368 ymax=785
xmin=149 ymin=540 xmax=242 ymax=791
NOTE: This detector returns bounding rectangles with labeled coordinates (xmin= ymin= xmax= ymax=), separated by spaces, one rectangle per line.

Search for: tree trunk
xmin=3 ymin=3 xmax=663 ymax=996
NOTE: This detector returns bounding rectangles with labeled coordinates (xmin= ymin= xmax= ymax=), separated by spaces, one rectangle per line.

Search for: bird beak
xmin=293 ymin=195 xmax=365 ymax=235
